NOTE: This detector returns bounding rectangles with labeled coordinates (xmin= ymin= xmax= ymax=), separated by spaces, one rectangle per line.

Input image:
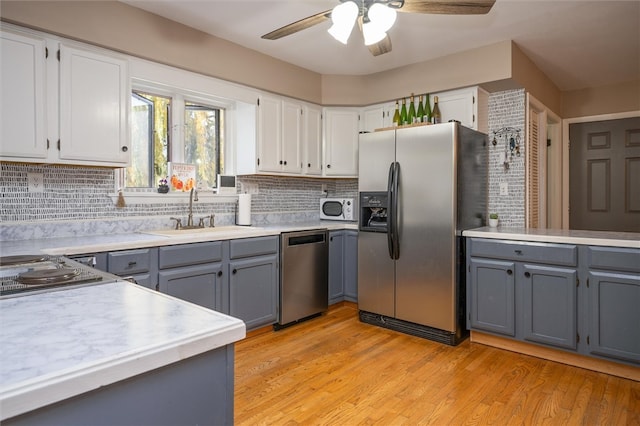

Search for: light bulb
xmin=327 ymin=1 xmax=359 ymax=44
xmin=368 ymin=3 xmax=397 ymax=33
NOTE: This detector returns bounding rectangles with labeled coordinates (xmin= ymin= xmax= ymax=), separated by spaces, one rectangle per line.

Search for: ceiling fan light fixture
xmin=367 ymin=3 xmax=397 ymax=33
xmin=327 ymin=1 xmax=359 ymax=44
xmin=362 ymin=24 xmax=387 ymax=46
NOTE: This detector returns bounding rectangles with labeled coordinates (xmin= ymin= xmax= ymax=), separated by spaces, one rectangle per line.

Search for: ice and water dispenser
xmin=359 ymin=192 xmax=388 ymax=233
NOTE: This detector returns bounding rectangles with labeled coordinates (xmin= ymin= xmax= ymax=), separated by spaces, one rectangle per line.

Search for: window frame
xmin=116 ymin=78 xmax=233 ymax=199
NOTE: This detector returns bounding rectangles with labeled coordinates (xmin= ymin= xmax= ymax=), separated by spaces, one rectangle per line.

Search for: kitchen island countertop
xmin=0 ymin=280 xmax=246 ymax=421
xmin=463 ymin=227 xmax=639 ymax=248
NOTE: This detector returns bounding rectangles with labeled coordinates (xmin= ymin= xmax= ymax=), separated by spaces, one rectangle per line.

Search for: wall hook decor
xmin=492 ymin=127 xmax=521 ymax=172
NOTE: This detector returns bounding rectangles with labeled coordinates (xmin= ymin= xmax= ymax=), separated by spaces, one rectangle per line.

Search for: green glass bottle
xmin=400 ymin=98 xmax=408 ymax=126
xmin=407 ymin=93 xmax=416 ymax=124
xmin=416 ymin=94 xmax=425 ymax=123
xmin=392 ymin=100 xmax=400 ymax=126
xmin=432 ymin=95 xmax=442 ymax=124
xmin=424 ymin=94 xmax=432 ymax=124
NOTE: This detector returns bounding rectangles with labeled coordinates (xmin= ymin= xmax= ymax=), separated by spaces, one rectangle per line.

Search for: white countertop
xmin=463 ymin=227 xmax=640 ymax=248
xmin=0 ymin=280 xmax=246 ymax=421
xmin=0 ymin=221 xmax=358 ymax=257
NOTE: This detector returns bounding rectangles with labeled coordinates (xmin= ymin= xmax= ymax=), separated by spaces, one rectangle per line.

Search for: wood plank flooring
xmin=235 ymin=304 xmax=640 ymax=425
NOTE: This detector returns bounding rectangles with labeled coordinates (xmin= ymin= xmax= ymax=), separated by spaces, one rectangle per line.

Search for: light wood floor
xmin=235 ymin=304 xmax=640 ymax=425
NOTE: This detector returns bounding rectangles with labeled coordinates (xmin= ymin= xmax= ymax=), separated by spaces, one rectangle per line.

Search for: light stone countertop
xmin=0 ymin=221 xmax=359 ymax=257
xmin=0 ymin=281 xmax=246 ymax=421
xmin=463 ymin=227 xmax=640 ymax=248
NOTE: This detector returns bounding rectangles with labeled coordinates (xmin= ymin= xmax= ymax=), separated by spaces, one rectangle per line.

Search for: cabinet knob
xmin=507 ymin=269 xmax=513 ymax=275
xmin=284 ymin=161 xmax=287 ymax=165
xmin=327 ymin=164 xmax=331 ymax=168
xmin=308 ymin=163 xmax=311 ymax=167
xmin=121 ymin=146 xmax=128 ymax=152
xmin=217 ymin=271 xmax=222 ymax=277
xmin=524 ymin=271 xmax=531 ymax=278
xmin=232 ymin=268 xmax=237 ymax=274
xmin=279 ymin=160 xmax=283 ymax=165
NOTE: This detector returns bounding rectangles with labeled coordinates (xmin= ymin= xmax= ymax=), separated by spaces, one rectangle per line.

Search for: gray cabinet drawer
xmin=230 ymin=236 xmax=278 ymax=259
xmin=159 ymin=241 xmax=224 ymax=269
xmin=587 ymin=246 xmax=640 ymax=273
xmin=469 ymin=238 xmax=577 ymax=266
xmin=108 ymin=249 xmax=154 ymax=275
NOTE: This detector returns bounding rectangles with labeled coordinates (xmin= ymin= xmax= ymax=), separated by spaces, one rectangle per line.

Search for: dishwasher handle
xmin=287 ymin=233 xmax=326 ymax=246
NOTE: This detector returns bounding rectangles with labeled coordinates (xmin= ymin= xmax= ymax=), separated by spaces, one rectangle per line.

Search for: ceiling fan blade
xmin=261 ymin=9 xmax=333 ymax=40
xmin=367 ymin=35 xmax=393 ymax=56
xmin=356 ymin=17 xmax=393 ymax=57
xmin=399 ymin=0 xmax=495 ymax=15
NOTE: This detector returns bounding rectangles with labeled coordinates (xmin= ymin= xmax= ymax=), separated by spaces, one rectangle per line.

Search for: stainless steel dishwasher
xmin=277 ymin=229 xmax=328 ymax=328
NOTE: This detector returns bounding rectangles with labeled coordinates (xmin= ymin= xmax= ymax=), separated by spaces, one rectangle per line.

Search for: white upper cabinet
xmin=0 ymin=29 xmax=47 ymax=160
xmin=323 ymin=107 xmax=359 ymax=177
xmin=256 ymin=94 xmax=303 ymax=175
xmin=281 ymin=100 xmax=302 ymax=174
xmin=432 ymin=86 xmax=488 ymax=133
xmin=303 ymin=104 xmax=323 ymax=176
xmin=257 ymin=94 xmax=282 ymax=173
xmin=360 ymin=102 xmax=395 ymax=133
xmin=0 ymin=25 xmax=130 ymax=167
xmin=58 ymin=43 xmax=130 ymax=165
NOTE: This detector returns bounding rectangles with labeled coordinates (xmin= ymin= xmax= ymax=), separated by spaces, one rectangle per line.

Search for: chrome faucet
xmin=187 ymin=188 xmax=196 ymax=227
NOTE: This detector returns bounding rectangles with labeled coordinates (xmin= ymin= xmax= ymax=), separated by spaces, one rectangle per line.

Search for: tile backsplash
xmin=1 ymin=89 xmax=525 ymax=240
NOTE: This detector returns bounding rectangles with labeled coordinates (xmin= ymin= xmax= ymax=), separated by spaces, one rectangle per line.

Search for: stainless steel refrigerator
xmin=357 ymin=122 xmax=487 ymax=345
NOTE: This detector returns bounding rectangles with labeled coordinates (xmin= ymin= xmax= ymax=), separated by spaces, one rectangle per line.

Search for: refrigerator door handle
xmin=392 ymin=162 xmax=400 ymax=260
xmin=386 ymin=162 xmax=395 ymax=259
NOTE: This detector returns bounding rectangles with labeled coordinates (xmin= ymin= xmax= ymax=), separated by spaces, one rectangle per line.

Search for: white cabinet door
xmin=58 ymin=44 xmax=129 ymax=165
xmin=281 ymin=100 xmax=302 ymax=173
xmin=0 ymin=29 xmax=47 ymax=160
xmin=324 ymin=108 xmax=359 ymax=177
xmin=303 ymin=105 xmax=323 ymax=176
xmin=361 ymin=105 xmax=383 ymax=133
xmin=433 ymin=86 xmax=488 ymax=133
xmin=257 ymin=94 xmax=282 ymax=173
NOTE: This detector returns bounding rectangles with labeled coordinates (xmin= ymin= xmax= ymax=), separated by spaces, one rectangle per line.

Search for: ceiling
xmin=120 ymin=0 xmax=639 ymax=92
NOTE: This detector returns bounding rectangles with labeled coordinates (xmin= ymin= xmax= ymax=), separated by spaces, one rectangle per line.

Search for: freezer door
xmin=358 ymin=131 xmax=396 ymax=192
xmin=395 ymin=124 xmax=457 ymax=331
xmin=357 ymin=231 xmax=395 ymax=317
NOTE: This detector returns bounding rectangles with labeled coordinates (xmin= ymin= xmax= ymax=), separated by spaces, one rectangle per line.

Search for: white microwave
xmin=320 ymin=198 xmax=356 ymax=221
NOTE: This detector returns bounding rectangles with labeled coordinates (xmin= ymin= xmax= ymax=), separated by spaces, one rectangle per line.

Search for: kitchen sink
xmin=142 ymin=225 xmax=262 ymax=237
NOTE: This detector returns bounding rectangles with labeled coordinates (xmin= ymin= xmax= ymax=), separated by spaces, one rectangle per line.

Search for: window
xmin=126 ymin=89 xmax=225 ymax=190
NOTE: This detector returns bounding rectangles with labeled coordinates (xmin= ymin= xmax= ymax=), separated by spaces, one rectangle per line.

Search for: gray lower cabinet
xmin=229 ymin=236 xmax=279 ymax=330
xmin=468 ymin=258 xmax=515 ymax=336
xmin=158 ymin=241 xmax=229 ymax=313
xmin=586 ymin=246 xmax=640 ymax=363
xmin=521 ymin=263 xmax=577 ymax=350
xmin=467 ymin=238 xmax=578 ymax=352
xmin=467 ymin=237 xmax=640 ymax=367
xmin=328 ymin=230 xmax=358 ymax=305
xmin=107 ymin=248 xmax=158 ymax=290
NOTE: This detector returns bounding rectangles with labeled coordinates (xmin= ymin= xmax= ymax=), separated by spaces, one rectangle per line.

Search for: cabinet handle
xmin=330 ymin=236 xmax=333 ymax=241
xmin=514 ymin=249 xmax=523 ymax=255
xmin=121 ymin=146 xmax=128 ymax=152
xmin=217 ymin=271 xmax=222 ymax=277
xmin=128 ymin=261 xmax=137 ymax=266
xmin=233 ymin=269 xmax=237 ymax=274
xmin=507 ymin=269 xmax=513 ymax=275
xmin=524 ymin=271 xmax=531 ymax=278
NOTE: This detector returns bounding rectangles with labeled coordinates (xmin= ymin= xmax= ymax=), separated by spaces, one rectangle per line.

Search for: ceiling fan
xmin=261 ymin=0 xmax=496 ymax=57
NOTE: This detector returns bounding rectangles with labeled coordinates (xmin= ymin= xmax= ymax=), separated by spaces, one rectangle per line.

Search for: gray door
xmin=469 ymin=257 xmax=516 ymax=336
xmin=569 ymin=117 xmax=640 ymax=232
xmin=395 ymin=125 xmax=456 ymax=331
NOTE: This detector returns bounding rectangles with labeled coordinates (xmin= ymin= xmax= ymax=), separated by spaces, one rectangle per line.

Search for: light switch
xmin=28 ymin=172 xmax=45 ymax=193
xmin=500 ymin=182 xmax=508 ymax=196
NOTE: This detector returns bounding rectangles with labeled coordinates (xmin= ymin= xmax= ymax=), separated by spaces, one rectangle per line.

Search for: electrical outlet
xmin=243 ymin=183 xmax=258 ymax=194
xmin=28 ymin=172 xmax=45 ymax=193
xmin=500 ymin=182 xmax=508 ymax=196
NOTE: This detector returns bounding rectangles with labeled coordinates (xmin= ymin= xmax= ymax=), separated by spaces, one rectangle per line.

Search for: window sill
xmin=108 ymin=191 xmax=238 ymax=205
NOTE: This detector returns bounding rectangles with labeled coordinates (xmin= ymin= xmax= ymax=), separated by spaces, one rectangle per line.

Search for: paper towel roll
xmin=237 ymin=194 xmax=252 ymax=225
